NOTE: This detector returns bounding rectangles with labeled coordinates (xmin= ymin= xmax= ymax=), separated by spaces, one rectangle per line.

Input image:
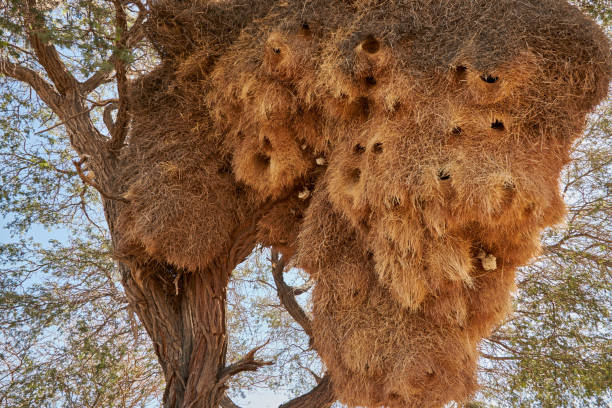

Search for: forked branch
xmin=217 ymin=342 xmax=273 ymax=385
xmin=24 ymin=0 xmax=79 ymax=95
xmin=0 ymin=58 xmax=62 ymax=110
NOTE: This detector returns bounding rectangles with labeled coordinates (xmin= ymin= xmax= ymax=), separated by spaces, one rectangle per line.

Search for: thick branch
xmin=108 ymin=0 xmax=130 ymax=151
xmin=81 ymin=67 xmax=115 ymax=94
xmin=270 ymin=250 xmax=313 ymax=338
xmin=103 ymin=102 xmax=119 ymax=134
xmin=25 ymin=0 xmax=78 ymax=94
xmin=279 ymin=375 xmax=335 ymax=408
xmin=0 ymin=58 xmax=61 ymax=110
xmin=219 ymin=395 xmax=240 ymax=408
xmin=73 ymin=157 xmax=129 ymax=202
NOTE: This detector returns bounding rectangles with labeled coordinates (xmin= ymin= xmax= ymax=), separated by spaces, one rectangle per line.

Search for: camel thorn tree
xmin=1 ymin=0 xmax=610 ymax=407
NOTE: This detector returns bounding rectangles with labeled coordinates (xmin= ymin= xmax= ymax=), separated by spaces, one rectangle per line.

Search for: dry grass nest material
xmin=116 ymin=0 xmax=612 ymax=406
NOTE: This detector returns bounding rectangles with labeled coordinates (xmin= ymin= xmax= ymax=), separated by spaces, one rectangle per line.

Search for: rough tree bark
xmin=0 ymin=2 xmax=336 ymax=407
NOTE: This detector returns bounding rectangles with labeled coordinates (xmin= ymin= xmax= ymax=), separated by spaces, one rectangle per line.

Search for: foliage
xmin=0 ymin=232 xmax=163 ymax=408
xmin=475 ymin=101 xmax=612 ymax=407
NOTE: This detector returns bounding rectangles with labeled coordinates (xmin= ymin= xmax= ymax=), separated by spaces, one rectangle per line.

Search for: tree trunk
xmin=120 ymin=259 xmax=232 ymax=408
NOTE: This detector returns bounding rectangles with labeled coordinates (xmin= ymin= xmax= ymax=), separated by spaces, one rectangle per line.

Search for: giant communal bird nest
xmin=116 ymin=0 xmax=612 ymax=406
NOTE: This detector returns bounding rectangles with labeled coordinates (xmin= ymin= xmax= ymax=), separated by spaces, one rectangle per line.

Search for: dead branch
xmin=216 ymin=342 xmax=273 ymax=389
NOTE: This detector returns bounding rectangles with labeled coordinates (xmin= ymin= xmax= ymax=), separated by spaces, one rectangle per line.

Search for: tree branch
xmin=103 ymin=102 xmax=119 ymax=134
xmin=80 ymin=1 xmax=146 ymax=94
xmin=73 ymin=156 xmax=129 ymax=202
xmin=480 ymin=352 xmax=519 ymax=361
xmin=278 ymin=375 xmax=335 ymax=408
xmin=108 ymin=0 xmax=130 ymax=151
xmin=0 ymin=58 xmax=62 ymax=110
xmin=291 ymin=281 xmax=313 ymax=297
xmin=24 ymin=0 xmax=79 ymax=95
xmin=217 ymin=343 xmax=273 ymax=382
xmin=219 ymin=395 xmax=240 ymax=408
xmin=270 ymin=250 xmax=313 ymax=338
xmin=81 ymin=67 xmax=115 ymax=94
xmin=216 ymin=342 xmax=273 ymax=390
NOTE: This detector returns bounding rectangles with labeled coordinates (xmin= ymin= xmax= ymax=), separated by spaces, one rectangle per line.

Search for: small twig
xmin=79 ymin=189 xmax=106 ymax=234
xmin=173 ymin=271 xmax=182 ymax=296
xmin=73 ymin=156 xmax=129 ymax=203
xmin=291 ymin=281 xmax=314 ymax=296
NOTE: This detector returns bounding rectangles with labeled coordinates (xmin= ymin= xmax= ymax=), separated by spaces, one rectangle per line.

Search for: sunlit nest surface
xmin=116 ymin=0 xmax=612 ymax=406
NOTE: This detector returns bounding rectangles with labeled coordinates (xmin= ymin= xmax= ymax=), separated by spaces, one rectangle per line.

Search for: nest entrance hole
xmin=438 ymin=170 xmax=450 ymax=180
xmin=353 ymin=96 xmax=370 ymax=118
xmin=480 ymin=74 xmax=499 ymax=83
xmin=254 ymin=152 xmax=271 ymax=171
xmin=372 ymin=142 xmax=383 ymax=154
xmin=362 ymin=35 xmax=380 ymax=54
xmin=354 ymin=143 xmax=366 ymax=154
xmin=262 ymin=136 xmax=272 ymax=150
xmin=491 ymin=119 xmax=505 ymax=130
xmin=455 ymin=65 xmax=468 ymax=81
